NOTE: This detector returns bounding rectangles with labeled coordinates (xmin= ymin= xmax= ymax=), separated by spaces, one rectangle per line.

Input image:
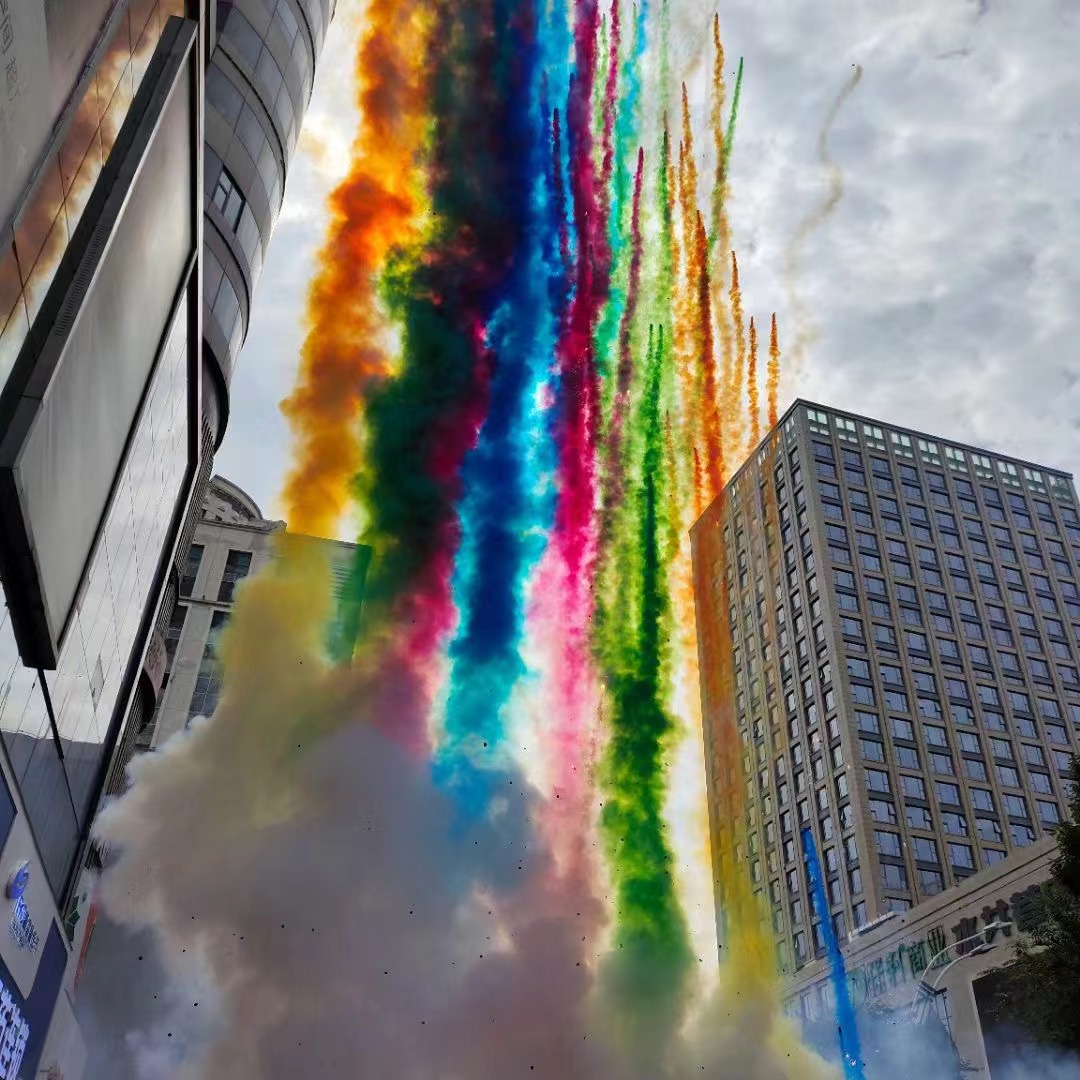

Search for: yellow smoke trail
xmin=768 ymin=313 xmax=781 ymax=428
xmin=746 ymin=316 xmax=759 ymax=451
xmin=783 ymin=63 xmax=863 ymax=377
xmin=279 ymin=2 xmax=432 ymax=538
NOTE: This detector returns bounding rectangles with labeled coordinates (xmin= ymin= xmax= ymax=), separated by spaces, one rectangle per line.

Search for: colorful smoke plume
xmin=89 ymin=4 xmax=849 ymax=1078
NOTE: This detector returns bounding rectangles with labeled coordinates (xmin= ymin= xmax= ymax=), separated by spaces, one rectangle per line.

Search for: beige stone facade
xmin=145 ymin=476 xmax=364 ymax=749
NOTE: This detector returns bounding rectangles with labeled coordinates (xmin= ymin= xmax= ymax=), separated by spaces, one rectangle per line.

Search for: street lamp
xmin=907 ymin=920 xmax=1013 ymax=1025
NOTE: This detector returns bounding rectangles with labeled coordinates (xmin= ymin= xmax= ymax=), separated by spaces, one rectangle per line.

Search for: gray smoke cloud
xmin=79 ymin=548 xmax=836 ymax=1079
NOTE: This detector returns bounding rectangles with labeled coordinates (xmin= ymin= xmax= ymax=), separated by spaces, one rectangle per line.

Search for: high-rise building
xmin=0 ymin=3 xmax=207 ymax=1073
xmin=136 ymin=475 xmax=368 ymax=751
xmin=692 ymin=401 xmax=1080 ymax=1071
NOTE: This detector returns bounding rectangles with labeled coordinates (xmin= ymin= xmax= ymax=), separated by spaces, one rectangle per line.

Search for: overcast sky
xmin=215 ymin=0 xmax=1080 ymax=526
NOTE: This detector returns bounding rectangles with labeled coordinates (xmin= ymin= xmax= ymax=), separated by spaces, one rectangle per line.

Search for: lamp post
xmin=907 ymin=920 xmax=1013 ymax=1025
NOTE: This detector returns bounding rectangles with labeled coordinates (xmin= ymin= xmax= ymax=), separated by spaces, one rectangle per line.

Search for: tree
xmin=988 ymin=755 xmax=1080 ymax=1052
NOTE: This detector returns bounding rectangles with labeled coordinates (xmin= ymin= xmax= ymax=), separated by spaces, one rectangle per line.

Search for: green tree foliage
xmin=989 ymin=755 xmax=1080 ymax=1052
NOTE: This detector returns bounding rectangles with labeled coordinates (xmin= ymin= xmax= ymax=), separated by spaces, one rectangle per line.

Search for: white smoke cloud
xmin=81 ymin=545 xmax=838 ymax=1080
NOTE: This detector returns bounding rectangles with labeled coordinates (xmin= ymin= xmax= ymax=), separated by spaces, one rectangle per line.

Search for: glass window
xmin=875 ymin=831 xmax=902 ymax=857
xmin=919 ymin=869 xmax=945 ymax=896
xmin=180 ymin=544 xmax=204 ymax=597
xmin=866 ymin=770 xmax=891 ymax=794
xmin=907 ymin=806 xmax=933 ymax=831
xmin=881 ymin=863 xmax=908 ymax=891
xmin=869 ymin=799 xmax=897 ymax=824
xmin=936 ymin=782 xmax=961 ymax=806
xmin=218 ymin=549 xmax=253 ymax=602
xmin=901 ymin=775 xmax=926 ymax=800
xmin=189 ymin=612 xmax=230 ymax=719
xmin=948 ymin=843 xmax=975 ymax=870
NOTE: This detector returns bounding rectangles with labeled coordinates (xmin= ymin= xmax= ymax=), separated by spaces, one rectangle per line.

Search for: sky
xmin=216 ymin=0 xmax=1080 ymax=527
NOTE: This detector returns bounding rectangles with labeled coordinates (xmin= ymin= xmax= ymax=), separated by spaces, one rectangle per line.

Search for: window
xmin=856 ymin=711 xmax=880 ymax=735
xmin=869 ymin=799 xmax=897 ymax=824
xmin=848 ymin=658 xmax=870 ymax=679
xmin=891 ymin=717 xmax=915 ymax=740
xmin=1011 ymin=823 xmax=1036 ymax=847
xmin=164 ymin=604 xmax=188 ymax=667
xmin=949 ymin=843 xmax=975 ymax=870
xmin=861 ymin=739 xmax=885 ymax=763
xmin=1037 ymin=800 xmax=1061 ymax=825
xmin=212 ymin=167 xmax=246 ymax=230
xmin=881 ymin=864 xmax=908 ymax=891
xmin=924 ymin=725 xmax=948 ymax=748
xmin=896 ymin=746 xmax=920 ymax=769
xmin=911 ymin=837 xmax=937 ymax=863
xmin=936 ymin=782 xmax=961 ymax=806
xmin=907 ymin=806 xmax=933 ymax=830
xmin=852 ymin=684 xmax=875 ymax=706
xmin=875 ymin=831 xmax=902 ymax=857
xmin=180 ymin=544 xmax=204 ymax=597
xmin=866 ymin=770 xmax=891 ymax=794
xmin=941 ymin=812 xmax=968 ymax=835
xmin=1004 ymin=794 xmax=1029 ymax=818
xmin=971 ymin=789 xmax=995 ymax=812
xmin=977 ymin=817 xmax=1003 ymax=842
xmin=919 ymin=870 xmax=945 ymax=896
xmin=189 ymin=612 xmax=229 ymax=719
xmin=218 ymin=549 xmax=254 ymax=602
xmin=997 ymin=765 xmax=1021 ymax=788
xmin=901 ymin=775 xmax=926 ymax=800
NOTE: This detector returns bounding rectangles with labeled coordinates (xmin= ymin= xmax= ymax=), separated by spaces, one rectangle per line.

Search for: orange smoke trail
xmin=675 ymin=87 xmax=701 ymax=457
xmin=747 ymin=316 xmax=760 ymax=450
xmin=694 ymin=211 xmax=723 ymax=498
xmin=709 ymin=15 xmax=735 ymax=439
xmin=768 ymin=313 xmax=781 ymax=428
xmin=280 ymin=2 xmax=431 ymax=538
xmin=728 ymin=250 xmax=746 ymax=447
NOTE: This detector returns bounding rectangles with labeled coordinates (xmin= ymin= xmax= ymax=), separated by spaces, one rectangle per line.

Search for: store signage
xmin=9 ymin=899 xmax=38 ymax=954
xmin=0 ymin=984 xmax=29 ymax=1080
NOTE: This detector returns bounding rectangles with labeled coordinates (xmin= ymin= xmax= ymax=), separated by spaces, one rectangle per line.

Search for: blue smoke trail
xmin=802 ymin=826 xmax=865 ymax=1080
xmin=434 ymin=1 xmax=570 ymax=818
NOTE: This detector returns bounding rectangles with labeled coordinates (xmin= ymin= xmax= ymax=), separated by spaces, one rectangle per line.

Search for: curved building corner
xmin=201 ymin=0 xmax=334 ymax=448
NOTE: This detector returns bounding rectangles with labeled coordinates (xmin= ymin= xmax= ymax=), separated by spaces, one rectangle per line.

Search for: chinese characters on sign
xmin=827 ymin=885 xmax=1044 ymax=1008
xmin=9 ymin=898 xmax=38 ymax=954
xmin=0 ymin=986 xmax=28 ymax=1080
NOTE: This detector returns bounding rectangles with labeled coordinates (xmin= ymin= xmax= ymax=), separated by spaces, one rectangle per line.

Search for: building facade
xmin=203 ymin=0 xmax=333 ymax=446
xmin=100 ymin=0 xmax=334 ymax=813
xmin=0 ymin=2 xmax=208 ymax=1073
xmin=691 ymin=401 xmax=1080 ymax=1074
xmin=139 ymin=475 xmax=367 ymax=751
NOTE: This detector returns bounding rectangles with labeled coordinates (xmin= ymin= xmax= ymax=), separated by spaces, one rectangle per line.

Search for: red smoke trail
xmin=534 ymin=0 xmax=610 ymax=880
xmin=601 ymin=0 xmax=621 ymax=197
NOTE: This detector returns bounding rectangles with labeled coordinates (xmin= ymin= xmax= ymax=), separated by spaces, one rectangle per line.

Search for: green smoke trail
xmin=723 ymin=55 xmax=744 ymax=177
xmin=597 ymin=325 xmax=692 ymax=1053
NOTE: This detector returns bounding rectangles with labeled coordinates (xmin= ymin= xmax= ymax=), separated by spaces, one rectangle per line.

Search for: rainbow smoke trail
xmin=113 ymin=2 xmax=836 ymax=1074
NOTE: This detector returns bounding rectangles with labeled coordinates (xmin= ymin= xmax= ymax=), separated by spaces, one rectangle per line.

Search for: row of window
xmin=179 ymin=544 xmax=253 ymax=602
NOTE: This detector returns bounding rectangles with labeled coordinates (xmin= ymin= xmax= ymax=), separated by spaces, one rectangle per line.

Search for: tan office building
xmin=691 ymin=401 xmax=1079 ymax=1075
